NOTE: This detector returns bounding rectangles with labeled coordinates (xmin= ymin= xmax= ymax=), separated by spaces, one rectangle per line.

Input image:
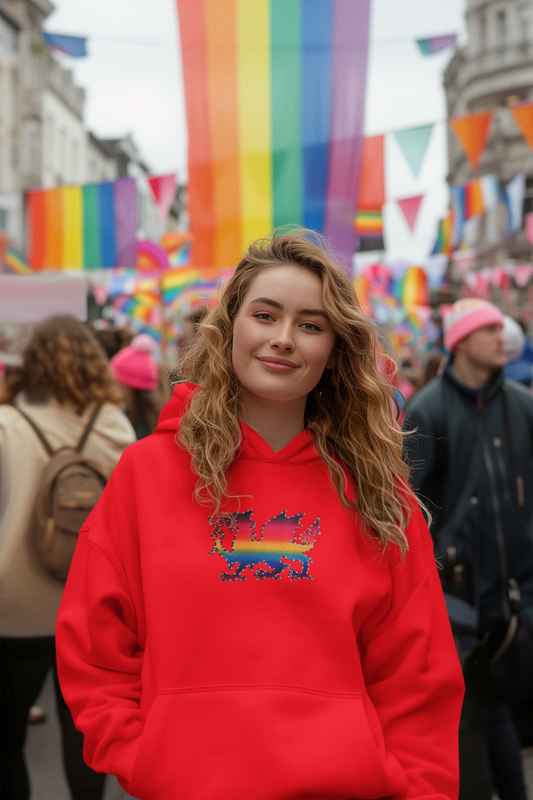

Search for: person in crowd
xmin=502 ymin=315 xmax=533 ymax=389
xmin=0 ymin=315 xmax=136 ymax=800
xmin=56 ymin=229 xmax=463 ymax=800
xmin=109 ymin=333 xmax=161 ymax=439
xmin=92 ymin=324 xmax=134 ymax=361
xmin=404 ymin=297 xmax=533 ymax=800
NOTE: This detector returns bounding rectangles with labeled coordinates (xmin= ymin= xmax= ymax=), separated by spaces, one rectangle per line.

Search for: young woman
xmin=56 ymin=230 xmax=463 ymax=800
xmin=0 ymin=315 xmax=136 ymax=800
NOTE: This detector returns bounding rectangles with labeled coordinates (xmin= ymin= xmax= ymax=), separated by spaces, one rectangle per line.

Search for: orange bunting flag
xmin=449 ymin=111 xmax=493 ymax=170
xmin=509 ymin=102 xmax=533 ymax=153
xmin=357 ymin=135 xmax=385 ymax=211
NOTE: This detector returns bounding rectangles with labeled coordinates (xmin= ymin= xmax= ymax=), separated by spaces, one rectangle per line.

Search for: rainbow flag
xmin=2 ymin=245 xmax=32 ymax=274
xmin=176 ymin=0 xmax=371 ymax=271
xmin=354 ymin=209 xmax=383 ymax=237
xmin=431 ymin=210 xmax=454 ymax=256
xmin=27 ymin=178 xmax=137 ymax=270
xmin=464 ymin=179 xmax=485 ymax=219
xmin=402 ymin=267 xmax=428 ymax=307
xmin=161 ymin=266 xmax=229 ymax=306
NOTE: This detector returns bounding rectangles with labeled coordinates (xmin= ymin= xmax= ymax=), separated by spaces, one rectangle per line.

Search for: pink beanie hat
xmin=110 ymin=334 xmax=159 ymax=391
xmin=443 ymin=298 xmax=504 ymax=353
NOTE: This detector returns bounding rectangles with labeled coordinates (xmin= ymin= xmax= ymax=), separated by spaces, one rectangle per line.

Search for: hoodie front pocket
xmin=129 ymin=685 xmax=390 ymax=800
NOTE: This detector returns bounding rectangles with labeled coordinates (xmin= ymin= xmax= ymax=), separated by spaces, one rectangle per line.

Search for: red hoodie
xmin=56 ymin=383 xmax=463 ymax=800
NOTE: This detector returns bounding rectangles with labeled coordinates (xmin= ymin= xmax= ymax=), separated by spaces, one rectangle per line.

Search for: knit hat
xmin=443 ymin=298 xmax=504 ymax=353
xmin=502 ymin=315 xmax=526 ymax=363
xmin=109 ymin=334 xmax=159 ymax=391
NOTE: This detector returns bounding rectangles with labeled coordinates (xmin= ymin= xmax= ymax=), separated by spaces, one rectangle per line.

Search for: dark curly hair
xmin=0 ymin=315 xmax=123 ymax=413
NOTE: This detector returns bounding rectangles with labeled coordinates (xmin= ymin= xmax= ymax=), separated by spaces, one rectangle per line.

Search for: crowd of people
xmin=0 ymin=228 xmax=531 ymax=800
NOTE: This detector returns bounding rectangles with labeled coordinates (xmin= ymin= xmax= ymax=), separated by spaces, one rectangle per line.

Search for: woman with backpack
xmin=56 ymin=230 xmax=464 ymax=800
xmin=0 ymin=315 xmax=136 ymax=800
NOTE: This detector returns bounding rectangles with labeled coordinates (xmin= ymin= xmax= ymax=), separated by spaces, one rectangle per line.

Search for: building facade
xmin=0 ymin=6 xmax=22 ymax=245
xmin=0 ymin=0 xmax=178 ymax=259
xmin=444 ymin=0 xmax=533 ymax=270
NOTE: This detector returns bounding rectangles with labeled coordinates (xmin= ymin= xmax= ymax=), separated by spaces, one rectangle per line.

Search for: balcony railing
xmin=457 ymin=40 xmax=533 ymax=88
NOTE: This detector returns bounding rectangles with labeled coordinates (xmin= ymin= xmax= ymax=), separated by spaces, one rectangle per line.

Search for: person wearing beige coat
xmin=0 ymin=315 xmax=136 ymax=800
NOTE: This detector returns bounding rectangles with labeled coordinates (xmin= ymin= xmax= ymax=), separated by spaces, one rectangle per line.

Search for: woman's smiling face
xmin=232 ymin=265 xmax=336 ymax=409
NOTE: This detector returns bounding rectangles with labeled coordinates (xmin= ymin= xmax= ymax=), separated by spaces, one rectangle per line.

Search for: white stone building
xmin=444 ymin=0 xmax=533 ymax=267
xmin=0 ymin=7 xmax=21 ymax=244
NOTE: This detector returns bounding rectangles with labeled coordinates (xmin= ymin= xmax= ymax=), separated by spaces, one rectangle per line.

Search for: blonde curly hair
xmin=0 ymin=315 xmax=123 ymax=414
xmin=179 ymin=229 xmax=411 ymax=555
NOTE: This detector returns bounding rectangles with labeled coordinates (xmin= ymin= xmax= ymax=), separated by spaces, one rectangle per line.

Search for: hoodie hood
xmin=155 ymin=382 xmax=320 ymax=466
xmin=156 ymin=382 xmax=199 ymax=432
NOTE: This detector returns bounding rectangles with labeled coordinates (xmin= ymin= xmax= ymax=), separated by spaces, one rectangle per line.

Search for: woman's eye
xmin=254 ymin=312 xmax=273 ymax=321
xmin=301 ymin=322 xmax=321 ymax=331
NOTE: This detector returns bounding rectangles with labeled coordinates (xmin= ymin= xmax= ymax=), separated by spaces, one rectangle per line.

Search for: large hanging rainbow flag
xmin=176 ymin=0 xmax=371 ymax=271
xmin=27 ymin=178 xmax=138 ymax=270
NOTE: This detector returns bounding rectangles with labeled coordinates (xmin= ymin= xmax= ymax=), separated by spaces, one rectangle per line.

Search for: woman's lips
xmin=256 ymin=357 xmax=299 ymax=372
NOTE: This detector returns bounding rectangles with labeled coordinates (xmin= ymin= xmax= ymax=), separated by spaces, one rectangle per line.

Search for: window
xmin=71 ymin=140 xmax=78 ymax=182
xmin=518 ymin=4 xmax=532 ymax=43
xmin=479 ymin=12 xmax=487 ymax=51
xmin=496 ymin=10 xmax=507 ymax=48
xmin=0 ymin=207 xmax=9 ymax=232
xmin=0 ymin=14 xmax=17 ymax=57
xmin=59 ymin=128 xmax=67 ymax=178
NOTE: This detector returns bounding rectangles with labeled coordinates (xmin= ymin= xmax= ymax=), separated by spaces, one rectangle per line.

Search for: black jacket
xmin=404 ymin=358 xmax=533 ymax=630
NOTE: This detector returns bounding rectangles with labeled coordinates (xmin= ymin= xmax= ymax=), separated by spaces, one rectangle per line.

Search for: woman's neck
xmin=239 ymin=391 xmax=306 ymax=452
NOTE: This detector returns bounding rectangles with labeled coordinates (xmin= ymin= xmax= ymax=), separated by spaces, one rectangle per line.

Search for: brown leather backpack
xmin=16 ymin=405 xmax=108 ymax=581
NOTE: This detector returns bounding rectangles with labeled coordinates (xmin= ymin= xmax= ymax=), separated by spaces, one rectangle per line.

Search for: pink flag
xmin=463 ymin=272 xmax=477 ymax=291
xmin=148 ymin=174 xmax=178 ymax=223
xmin=475 ymin=270 xmax=492 ymax=301
xmin=513 ymin=264 xmax=533 ymax=288
xmin=488 ymin=267 xmax=510 ymax=289
xmin=525 ymin=212 xmax=533 ymax=245
xmin=397 ymin=195 xmax=424 ymax=231
xmin=453 ymin=249 xmax=476 ymax=275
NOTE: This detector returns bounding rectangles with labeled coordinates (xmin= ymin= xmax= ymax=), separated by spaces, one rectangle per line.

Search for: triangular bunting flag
xmin=42 ymin=32 xmax=88 ymax=57
xmin=513 ymin=264 xmax=533 ymax=288
xmin=525 ymin=212 xmax=533 ymax=246
xmin=393 ymin=125 xmax=433 ymax=179
xmin=449 ymin=111 xmax=493 ymax=170
xmin=397 ymin=195 xmax=424 ymax=232
xmin=453 ymin=249 xmax=476 ymax=275
xmin=504 ymin=173 xmax=525 ymax=233
xmin=148 ymin=174 xmax=178 ymax=223
xmin=480 ymin=174 xmax=499 ymax=209
xmin=509 ymin=102 xmax=533 ymax=152
xmin=416 ymin=34 xmax=457 ymax=55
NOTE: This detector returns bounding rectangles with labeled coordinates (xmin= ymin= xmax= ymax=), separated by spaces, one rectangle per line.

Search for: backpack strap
xmin=14 ymin=404 xmax=102 ymax=456
xmin=14 ymin=407 xmax=55 ymax=456
xmin=75 ymin=405 xmax=102 ymax=453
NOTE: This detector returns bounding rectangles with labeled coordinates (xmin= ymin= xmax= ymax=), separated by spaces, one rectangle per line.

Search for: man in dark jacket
xmin=404 ymin=298 xmax=533 ymax=800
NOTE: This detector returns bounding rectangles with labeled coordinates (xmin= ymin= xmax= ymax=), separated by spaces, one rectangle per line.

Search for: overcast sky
xmin=44 ymin=0 xmax=467 ymax=263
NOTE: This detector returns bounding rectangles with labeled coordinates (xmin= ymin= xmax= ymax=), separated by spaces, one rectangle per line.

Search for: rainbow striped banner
xmin=2 ymin=245 xmax=32 ymax=274
xmin=27 ymin=178 xmax=137 ymax=270
xmin=354 ymin=209 xmax=383 ymax=237
xmin=177 ymin=0 xmax=371 ymax=271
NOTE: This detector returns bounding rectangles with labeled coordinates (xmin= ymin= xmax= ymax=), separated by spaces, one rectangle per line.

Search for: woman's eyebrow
xmin=248 ymin=297 xmax=327 ymax=318
xmin=248 ymin=296 xmax=283 ymax=310
xmin=298 ymin=308 xmax=328 ymax=318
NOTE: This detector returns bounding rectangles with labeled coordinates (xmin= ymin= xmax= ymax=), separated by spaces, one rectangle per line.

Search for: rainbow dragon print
xmin=209 ymin=510 xmax=321 ymax=582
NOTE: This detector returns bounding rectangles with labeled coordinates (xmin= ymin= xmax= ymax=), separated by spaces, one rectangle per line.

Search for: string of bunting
xmin=355 ymin=101 xmax=533 ymax=245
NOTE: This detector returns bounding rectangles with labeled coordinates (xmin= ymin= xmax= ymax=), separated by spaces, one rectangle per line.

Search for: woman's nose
xmin=270 ymin=322 xmax=295 ymax=351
